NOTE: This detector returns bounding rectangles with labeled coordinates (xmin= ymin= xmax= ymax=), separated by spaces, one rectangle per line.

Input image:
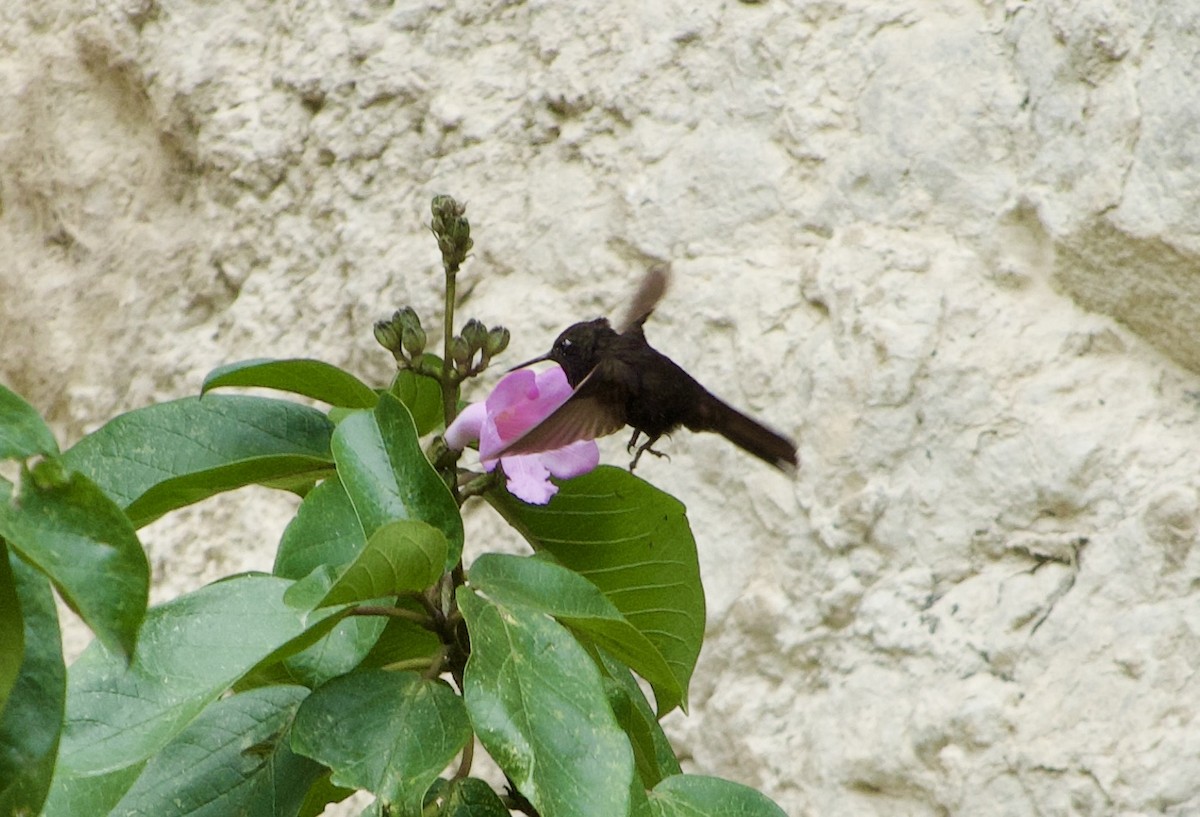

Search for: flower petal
xmin=458 ymin=365 xmax=599 ymax=500
xmin=500 ymin=454 xmax=558 ymax=505
xmin=541 ymin=440 xmax=601 ymax=479
xmin=485 ymin=369 xmax=539 ymax=415
xmin=481 ymin=366 xmax=574 ymax=457
xmin=532 ymin=366 xmax=573 ymax=401
xmin=444 ymin=402 xmax=487 ymax=451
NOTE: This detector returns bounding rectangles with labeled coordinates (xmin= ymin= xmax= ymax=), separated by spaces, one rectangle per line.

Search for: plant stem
xmin=453 ymin=739 xmax=474 ymax=779
xmin=458 ymin=470 xmax=500 ymax=500
xmin=382 ymin=649 xmax=444 ymax=674
xmin=350 ymin=605 xmax=436 ymax=629
xmin=441 ymin=258 xmax=459 ymax=430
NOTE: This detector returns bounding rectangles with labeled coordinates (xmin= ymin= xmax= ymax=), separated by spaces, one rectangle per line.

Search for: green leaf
xmin=0 ymin=542 xmax=22 ymax=708
xmin=459 ymin=587 xmax=634 ymax=817
xmin=648 ymin=774 xmax=788 ymax=817
xmin=332 ymin=393 xmax=464 ymax=569
xmin=469 ymin=553 xmax=684 ymax=714
xmin=286 ymin=615 xmax=386 ymax=684
xmin=62 ymin=395 xmax=335 ymax=527
xmin=488 ymin=465 xmax=704 ymax=714
xmin=44 ymin=763 xmax=144 ymax=817
xmin=202 ymin=358 xmax=379 ymax=409
xmin=356 ymin=603 xmax=440 ymax=670
xmin=0 ymin=551 xmax=65 ymax=817
xmin=275 ymin=476 xmax=365 ymax=579
xmin=240 ymin=615 xmax=389 ymax=691
xmin=389 ymin=366 xmax=443 ymax=436
xmin=441 ymin=777 xmax=510 ymax=816
xmin=595 ymin=651 xmax=682 ymax=789
xmin=320 ymin=520 xmax=446 ymax=606
xmin=0 ymin=463 xmax=148 ymax=658
xmin=46 ymin=573 xmax=348 ymax=815
xmin=0 ymin=383 xmax=59 ymax=459
xmin=291 ymin=670 xmax=470 ymax=812
xmin=296 ymin=772 xmax=356 ymax=817
xmin=109 ymin=685 xmax=322 ymax=817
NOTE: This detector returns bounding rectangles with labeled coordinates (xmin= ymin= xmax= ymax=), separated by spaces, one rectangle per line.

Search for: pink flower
xmin=444 ymin=366 xmax=599 ymax=504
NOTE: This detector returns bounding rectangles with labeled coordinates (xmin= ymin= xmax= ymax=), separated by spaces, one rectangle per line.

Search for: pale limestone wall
xmin=4 ymin=1 xmax=1200 ymax=815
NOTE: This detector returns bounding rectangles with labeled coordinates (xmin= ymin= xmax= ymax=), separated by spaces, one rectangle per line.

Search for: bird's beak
xmin=505 ymin=352 xmax=551 ymax=373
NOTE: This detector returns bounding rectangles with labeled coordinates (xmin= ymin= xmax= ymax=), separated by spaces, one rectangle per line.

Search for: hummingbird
xmin=498 ymin=265 xmax=798 ymax=471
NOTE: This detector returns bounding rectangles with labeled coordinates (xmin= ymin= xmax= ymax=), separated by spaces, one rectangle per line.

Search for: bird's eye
xmin=560 ymin=338 xmax=573 ymax=349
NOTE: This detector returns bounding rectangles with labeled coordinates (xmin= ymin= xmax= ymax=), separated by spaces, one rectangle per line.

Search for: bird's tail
xmin=690 ymin=394 xmax=797 ymax=472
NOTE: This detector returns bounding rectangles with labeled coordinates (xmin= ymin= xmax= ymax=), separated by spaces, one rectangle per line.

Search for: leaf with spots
xmin=459 ymin=587 xmax=635 ymax=817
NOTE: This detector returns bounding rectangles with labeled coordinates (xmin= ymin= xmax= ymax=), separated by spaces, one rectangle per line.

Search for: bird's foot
xmin=626 ymin=429 xmax=642 ymax=454
xmin=628 ymin=437 xmax=669 ymax=471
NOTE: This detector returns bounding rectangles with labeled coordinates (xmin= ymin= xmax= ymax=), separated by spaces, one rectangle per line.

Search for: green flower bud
xmin=486 ymin=326 xmax=510 ymax=356
xmin=431 ymin=194 xmax=466 ymax=223
xmin=395 ymin=306 xmax=422 ymax=334
xmin=401 ymin=324 xmax=427 ymax=358
xmin=460 ymin=318 xmax=488 ymax=354
xmin=430 ymin=195 xmax=472 ymax=270
xmin=450 ymin=335 xmax=471 ymax=369
xmin=374 ymin=317 xmax=403 ymax=357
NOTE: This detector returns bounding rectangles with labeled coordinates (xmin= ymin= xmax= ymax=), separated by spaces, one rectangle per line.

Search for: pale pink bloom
xmin=445 ymin=367 xmax=599 ymax=504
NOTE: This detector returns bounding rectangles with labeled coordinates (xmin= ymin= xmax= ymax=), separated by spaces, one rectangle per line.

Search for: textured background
xmin=5 ymin=1 xmax=1200 ymax=815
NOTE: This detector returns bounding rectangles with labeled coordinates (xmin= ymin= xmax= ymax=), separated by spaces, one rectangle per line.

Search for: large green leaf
xmin=296 ymin=773 xmax=356 ymax=817
xmin=0 ymin=541 xmax=22 ymax=708
xmin=44 ymin=762 xmax=144 ymax=817
xmin=389 ymin=365 xmax=444 ymax=436
xmin=595 ymin=650 xmax=681 ymax=790
xmin=332 ymin=393 xmax=463 ymax=569
xmin=239 ymin=615 xmax=389 ymax=691
xmin=356 ymin=603 xmax=441 ymax=671
xmin=0 ymin=382 xmax=59 ymax=459
xmin=44 ymin=573 xmax=349 ymax=817
xmin=0 ymin=462 xmax=148 ymax=658
xmin=291 ymin=670 xmax=470 ymax=812
xmin=488 ymin=466 xmax=704 ymax=713
xmin=441 ymin=777 xmax=510 ymax=816
xmin=62 ymin=395 xmax=335 ymax=527
xmin=459 ymin=587 xmax=634 ymax=817
xmin=108 ymin=685 xmax=321 ymax=817
xmin=320 ymin=519 xmax=447 ymax=606
xmin=469 ymin=553 xmax=683 ymax=714
xmin=0 ymin=552 xmax=65 ymax=817
xmin=274 ymin=476 xmax=364 ymax=579
xmin=648 ymin=775 xmax=787 ymax=817
xmin=202 ymin=358 xmax=379 ymax=409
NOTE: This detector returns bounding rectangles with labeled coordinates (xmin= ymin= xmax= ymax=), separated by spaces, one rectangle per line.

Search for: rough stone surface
xmin=5 ymin=1 xmax=1200 ymax=814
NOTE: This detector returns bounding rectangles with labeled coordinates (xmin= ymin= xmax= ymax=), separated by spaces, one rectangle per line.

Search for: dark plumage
xmin=499 ymin=266 xmax=798 ymax=472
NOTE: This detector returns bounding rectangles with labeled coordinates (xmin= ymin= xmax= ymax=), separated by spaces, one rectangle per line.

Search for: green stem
xmin=382 ymin=650 xmax=443 ymax=674
xmin=441 ymin=260 xmax=459 ymax=429
xmin=453 ymin=739 xmax=474 ymax=780
xmin=350 ymin=604 xmax=435 ymax=630
xmin=458 ymin=470 xmax=500 ymax=500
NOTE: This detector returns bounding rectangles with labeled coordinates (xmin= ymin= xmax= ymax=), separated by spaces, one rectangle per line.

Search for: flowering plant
xmin=0 ymin=197 xmax=786 ymax=817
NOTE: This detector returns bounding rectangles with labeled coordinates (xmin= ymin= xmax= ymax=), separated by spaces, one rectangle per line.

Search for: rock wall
xmin=4 ymin=1 xmax=1200 ymax=814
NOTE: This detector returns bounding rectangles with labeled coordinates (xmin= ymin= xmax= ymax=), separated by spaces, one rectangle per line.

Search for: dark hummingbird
xmin=497 ymin=265 xmax=798 ymax=471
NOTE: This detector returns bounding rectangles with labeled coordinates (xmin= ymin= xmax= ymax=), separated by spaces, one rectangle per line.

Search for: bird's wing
xmin=618 ymin=264 xmax=671 ymax=333
xmin=496 ymin=365 xmax=629 ymax=457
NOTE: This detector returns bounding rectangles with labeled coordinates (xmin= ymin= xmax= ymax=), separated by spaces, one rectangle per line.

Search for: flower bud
xmin=401 ymin=324 xmax=427 ymax=358
xmin=486 ymin=326 xmax=510 ymax=357
xmin=450 ymin=336 xmax=471 ymax=369
xmin=431 ymin=194 xmax=466 ymax=223
xmin=460 ymin=318 xmax=488 ymax=354
xmin=430 ymin=195 xmax=472 ymax=270
xmin=395 ymin=306 xmax=422 ymax=334
xmin=374 ymin=317 xmax=403 ymax=357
